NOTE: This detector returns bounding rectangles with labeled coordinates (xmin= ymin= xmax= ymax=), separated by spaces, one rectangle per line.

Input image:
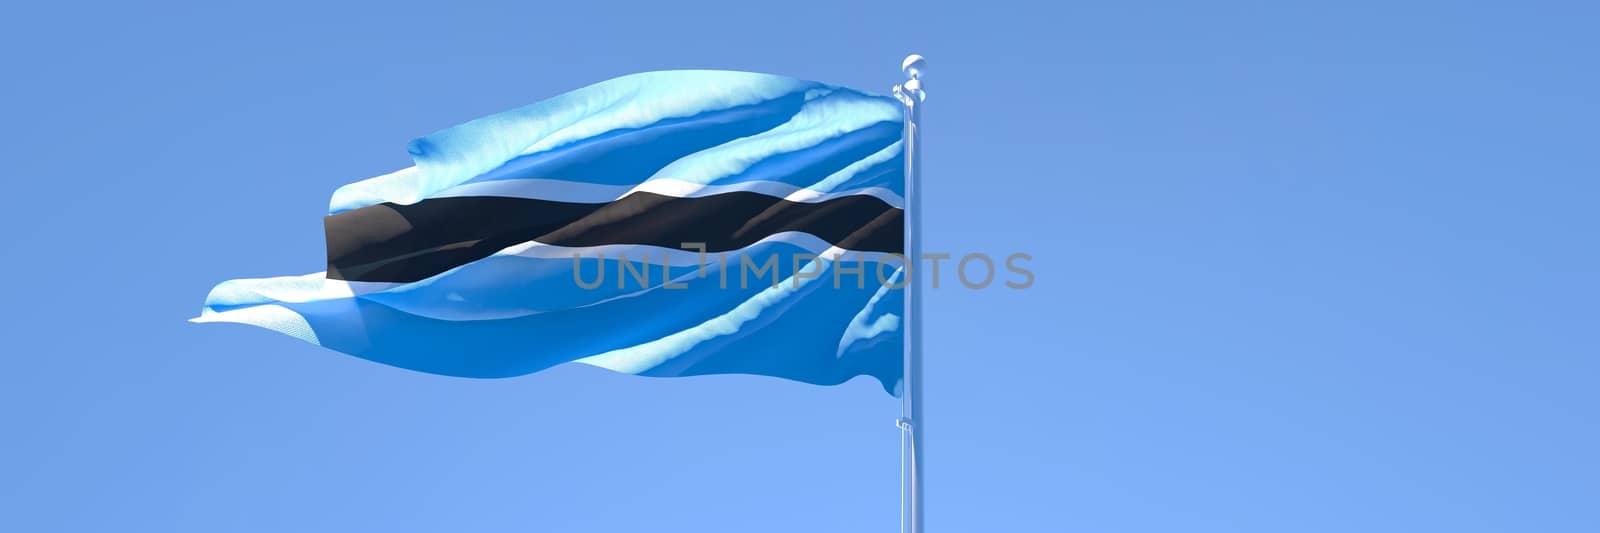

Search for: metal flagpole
xmin=893 ymin=53 xmax=927 ymax=533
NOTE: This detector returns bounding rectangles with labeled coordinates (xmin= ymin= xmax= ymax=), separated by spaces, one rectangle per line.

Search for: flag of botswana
xmin=197 ymin=70 xmax=907 ymax=395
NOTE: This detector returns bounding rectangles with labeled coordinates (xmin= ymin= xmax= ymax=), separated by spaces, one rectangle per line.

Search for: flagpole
xmin=894 ymin=53 xmax=927 ymax=533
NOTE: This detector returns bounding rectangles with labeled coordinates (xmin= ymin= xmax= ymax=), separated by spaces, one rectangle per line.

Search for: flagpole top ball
xmin=902 ymin=54 xmax=926 ymax=80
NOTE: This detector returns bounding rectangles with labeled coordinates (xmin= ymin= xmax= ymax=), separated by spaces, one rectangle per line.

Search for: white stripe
xmin=190 ymin=304 xmax=322 ymax=345
xmin=201 ymin=272 xmax=400 ymax=310
xmin=431 ymin=177 xmax=904 ymax=208
xmin=201 ymin=237 xmax=898 ymax=315
xmin=494 ymin=231 xmax=906 ymax=268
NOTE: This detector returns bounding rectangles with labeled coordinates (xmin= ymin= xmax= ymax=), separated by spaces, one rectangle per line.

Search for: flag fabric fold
xmin=196 ymin=70 xmax=906 ymax=395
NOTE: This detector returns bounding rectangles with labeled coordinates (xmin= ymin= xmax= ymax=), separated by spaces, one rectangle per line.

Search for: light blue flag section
xmin=196 ymin=70 xmax=906 ymax=395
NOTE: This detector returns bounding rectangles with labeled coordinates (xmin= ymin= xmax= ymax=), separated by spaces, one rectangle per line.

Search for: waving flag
xmin=196 ymin=70 xmax=906 ymax=394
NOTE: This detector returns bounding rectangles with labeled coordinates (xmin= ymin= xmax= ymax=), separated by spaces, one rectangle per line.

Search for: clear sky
xmin=2 ymin=1 xmax=1596 ymax=531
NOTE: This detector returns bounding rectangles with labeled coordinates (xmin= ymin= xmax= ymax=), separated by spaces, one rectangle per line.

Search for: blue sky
xmin=2 ymin=1 xmax=1596 ymax=531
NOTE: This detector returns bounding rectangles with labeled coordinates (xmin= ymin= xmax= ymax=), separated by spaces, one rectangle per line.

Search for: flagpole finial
xmin=902 ymin=54 xmax=926 ymax=80
xmin=895 ymin=54 xmax=927 ymax=104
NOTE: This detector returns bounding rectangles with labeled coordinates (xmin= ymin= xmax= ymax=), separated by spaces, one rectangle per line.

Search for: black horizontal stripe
xmin=326 ymin=191 xmax=904 ymax=282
